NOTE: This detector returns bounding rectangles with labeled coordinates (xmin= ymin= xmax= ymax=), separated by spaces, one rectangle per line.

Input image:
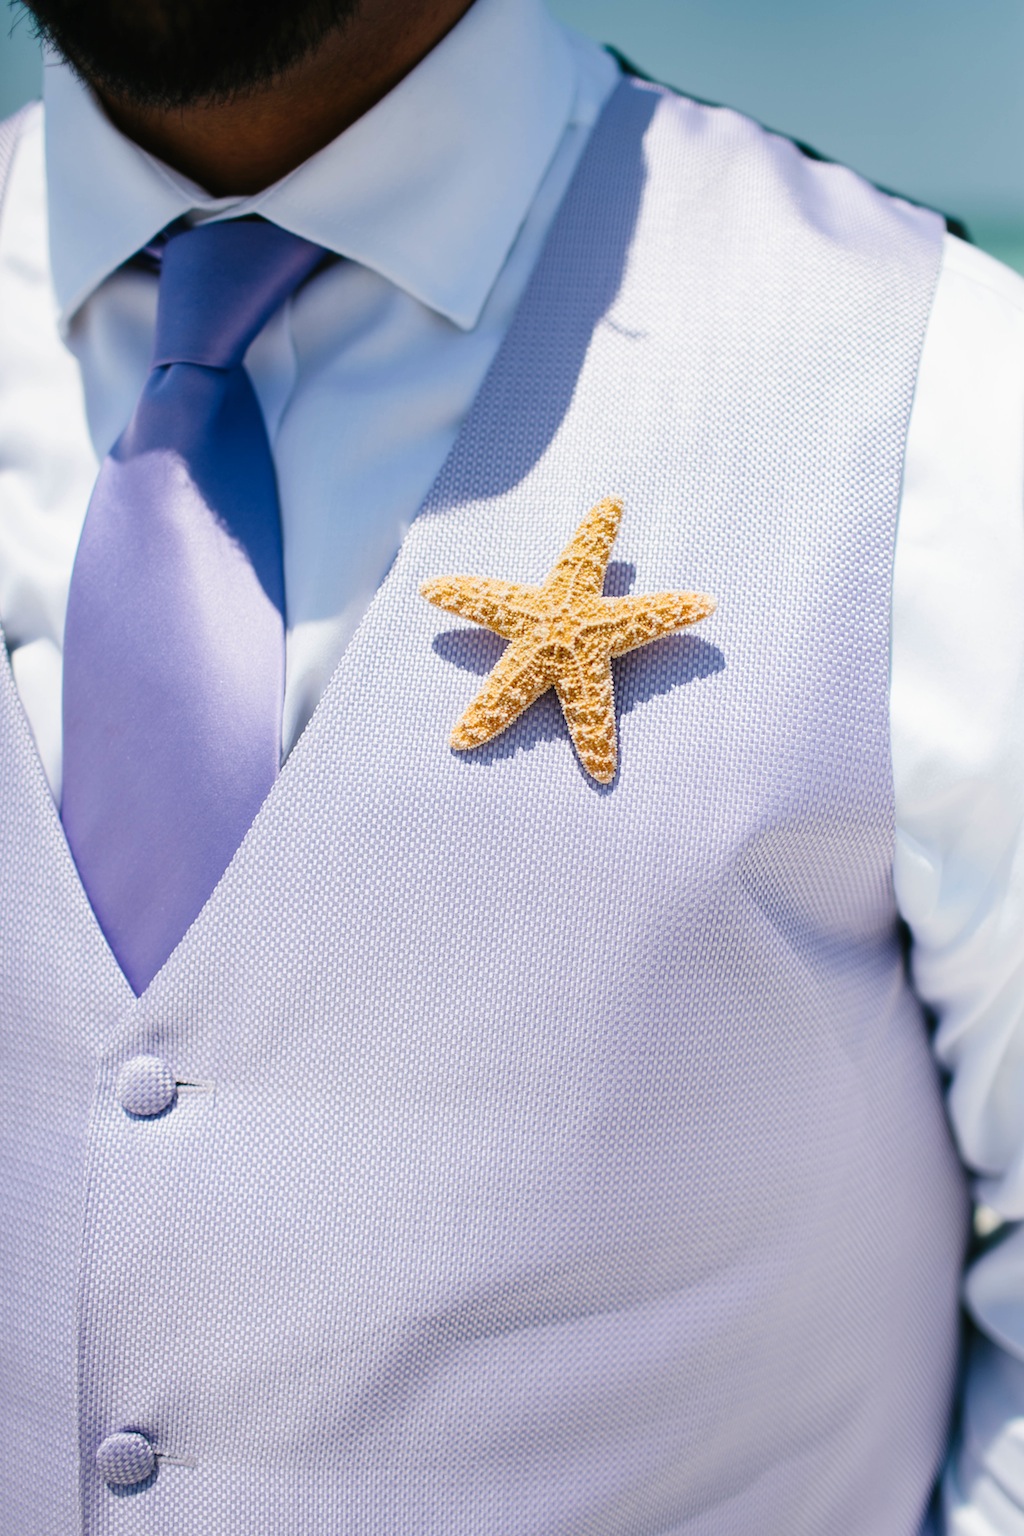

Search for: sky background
xmin=2 ymin=0 xmax=1023 ymax=260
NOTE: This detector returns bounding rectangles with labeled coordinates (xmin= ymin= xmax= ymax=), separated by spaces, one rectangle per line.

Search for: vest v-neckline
xmin=0 ymin=620 xmax=133 ymax=1009
xmin=0 ymin=76 xmax=655 ymax=1007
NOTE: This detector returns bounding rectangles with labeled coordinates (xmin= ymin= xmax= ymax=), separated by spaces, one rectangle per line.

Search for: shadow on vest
xmin=436 ymin=82 xmax=658 ymax=507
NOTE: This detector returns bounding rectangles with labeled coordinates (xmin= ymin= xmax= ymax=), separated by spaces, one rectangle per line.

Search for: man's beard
xmin=21 ymin=0 xmax=361 ymax=108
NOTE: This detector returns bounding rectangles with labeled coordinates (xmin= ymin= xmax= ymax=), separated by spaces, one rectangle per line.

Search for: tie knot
xmin=151 ymin=220 xmax=324 ymax=371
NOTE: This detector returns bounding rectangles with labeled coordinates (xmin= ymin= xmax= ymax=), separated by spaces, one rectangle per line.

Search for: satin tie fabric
xmin=61 ymin=219 xmax=324 ymax=995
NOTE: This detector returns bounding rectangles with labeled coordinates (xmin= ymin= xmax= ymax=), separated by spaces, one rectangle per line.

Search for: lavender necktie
xmin=61 ymin=219 xmax=324 ymax=995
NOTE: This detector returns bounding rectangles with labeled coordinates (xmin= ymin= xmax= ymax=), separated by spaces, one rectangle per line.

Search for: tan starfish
xmin=420 ymin=497 xmax=716 ymax=783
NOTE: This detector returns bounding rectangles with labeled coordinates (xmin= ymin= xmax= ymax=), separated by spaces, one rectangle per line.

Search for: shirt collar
xmin=44 ymin=0 xmax=578 ymax=333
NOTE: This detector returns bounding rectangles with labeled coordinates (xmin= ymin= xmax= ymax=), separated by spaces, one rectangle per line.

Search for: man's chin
xmin=20 ymin=0 xmax=360 ymax=111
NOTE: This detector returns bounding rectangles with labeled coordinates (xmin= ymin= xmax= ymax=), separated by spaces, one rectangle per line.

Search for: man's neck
xmin=96 ymin=0 xmax=476 ymax=197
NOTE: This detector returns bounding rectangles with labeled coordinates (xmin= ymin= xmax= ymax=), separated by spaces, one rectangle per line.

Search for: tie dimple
xmin=61 ymin=219 xmax=324 ymax=995
xmin=153 ymin=220 xmax=324 ymax=368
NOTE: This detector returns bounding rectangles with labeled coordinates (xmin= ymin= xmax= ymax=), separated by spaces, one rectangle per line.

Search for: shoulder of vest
xmin=0 ymin=101 xmax=40 ymax=212
xmin=605 ymin=47 xmax=971 ymax=244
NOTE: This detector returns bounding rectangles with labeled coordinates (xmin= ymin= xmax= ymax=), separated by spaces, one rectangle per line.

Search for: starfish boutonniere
xmin=421 ymin=497 xmax=716 ymax=784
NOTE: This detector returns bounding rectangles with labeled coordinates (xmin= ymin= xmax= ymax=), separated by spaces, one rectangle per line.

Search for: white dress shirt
xmin=1 ymin=0 xmax=1024 ymax=1526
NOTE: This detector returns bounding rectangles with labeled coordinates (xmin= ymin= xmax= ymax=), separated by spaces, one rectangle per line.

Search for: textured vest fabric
xmin=0 ymin=79 xmax=970 ymax=1535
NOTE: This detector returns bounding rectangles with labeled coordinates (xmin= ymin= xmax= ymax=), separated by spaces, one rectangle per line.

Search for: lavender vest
xmin=0 ymin=80 xmax=969 ymax=1535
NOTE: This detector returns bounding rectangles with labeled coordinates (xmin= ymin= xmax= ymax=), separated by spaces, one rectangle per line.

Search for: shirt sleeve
xmin=891 ymin=231 xmax=1024 ymax=1533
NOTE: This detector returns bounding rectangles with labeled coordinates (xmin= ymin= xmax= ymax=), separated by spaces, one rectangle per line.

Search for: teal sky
xmin=3 ymin=0 xmax=1024 ymax=230
xmin=549 ymin=0 xmax=1024 ymax=229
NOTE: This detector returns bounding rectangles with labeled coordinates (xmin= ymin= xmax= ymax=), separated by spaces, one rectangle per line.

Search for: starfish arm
xmin=554 ymin=643 xmax=618 ymax=784
xmin=420 ymin=576 xmax=537 ymax=641
xmin=450 ymin=642 xmax=555 ymax=750
xmin=599 ymin=590 xmax=717 ymax=656
xmin=543 ymin=497 xmax=624 ymax=606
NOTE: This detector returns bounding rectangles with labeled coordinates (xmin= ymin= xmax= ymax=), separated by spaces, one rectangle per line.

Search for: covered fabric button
xmin=116 ymin=1056 xmax=176 ymax=1117
xmin=96 ymin=1431 xmax=155 ymax=1487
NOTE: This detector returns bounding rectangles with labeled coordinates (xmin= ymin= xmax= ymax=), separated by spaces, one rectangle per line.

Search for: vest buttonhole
xmin=154 ymin=1450 xmax=197 ymax=1469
